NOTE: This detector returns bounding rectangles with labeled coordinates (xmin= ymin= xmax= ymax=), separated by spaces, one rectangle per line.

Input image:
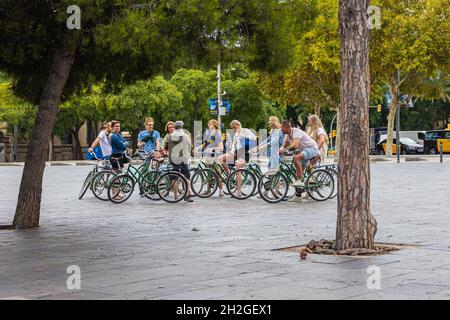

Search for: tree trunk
xmin=335 ymin=0 xmax=377 ymax=250
xmin=72 ymin=127 xmax=83 ymax=160
xmin=385 ymin=86 xmax=398 ymax=157
xmin=12 ymin=45 xmax=76 ymax=229
xmin=335 ymin=105 xmax=341 ymax=161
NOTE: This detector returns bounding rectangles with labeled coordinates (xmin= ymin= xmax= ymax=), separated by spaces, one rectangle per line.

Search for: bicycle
xmin=107 ymin=151 xmax=187 ymax=203
xmin=78 ymin=153 xmax=114 ymax=200
xmin=190 ymin=159 xmax=235 ymax=198
xmin=315 ymin=163 xmax=338 ymax=199
xmin=258 ymin=151 xmax=335 ymax=203
xmin=226 ymin=161 xmax=263 ymax=200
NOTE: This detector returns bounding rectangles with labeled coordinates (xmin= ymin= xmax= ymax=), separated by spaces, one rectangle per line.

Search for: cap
xmin=174 ymin=121 xmax=184 ymax=129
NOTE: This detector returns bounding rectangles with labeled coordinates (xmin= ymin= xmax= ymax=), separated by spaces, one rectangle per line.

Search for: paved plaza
xmin=1 ymin=161 xmax=450 ymax=300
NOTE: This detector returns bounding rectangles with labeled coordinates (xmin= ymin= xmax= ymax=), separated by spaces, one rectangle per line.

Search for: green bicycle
xmin=107 ymin=151 xmax=187 ymax=204
xmin=226 ymin=162 xmax=263 ymax=200
xmin=190 ymin=159 xmax=235 ymax=198
xmin=78 ymin=152 xmax=115 ymax=200
xmin=258 ymin=154 xmax=335 ymax=203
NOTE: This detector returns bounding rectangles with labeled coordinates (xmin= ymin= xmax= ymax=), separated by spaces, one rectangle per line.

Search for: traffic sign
xmin=209 ymin=98 xmax=231 ymax=114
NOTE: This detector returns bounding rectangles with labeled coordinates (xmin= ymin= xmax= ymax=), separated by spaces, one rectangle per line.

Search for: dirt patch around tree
xmin=274 ymin=239 xmax=413 ymax=259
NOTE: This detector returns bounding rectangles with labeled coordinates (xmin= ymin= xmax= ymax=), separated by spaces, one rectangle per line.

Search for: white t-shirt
xmin=312 ymin=128 xmax=328 ymax=155
xmin=230 ymin=128 xmax=257 ymax=153
xmin=285 ymin=128 xmax=318 ymax=152
xmin=98 ymin=130 xmax=112 ymax=157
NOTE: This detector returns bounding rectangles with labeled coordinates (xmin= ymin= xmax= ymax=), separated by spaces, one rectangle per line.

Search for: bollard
xmin=440 ymin=141 xmax=443 ymax=163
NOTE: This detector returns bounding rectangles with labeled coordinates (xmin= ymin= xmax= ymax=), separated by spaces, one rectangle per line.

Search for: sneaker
xmin=219 ymin=190 xmax=225 ymax=197
xmin=292 ymin=179 xmax=306 ymax=188
xmin=287 ymin=195 xmax=302 ymax=202
xmin=200 ymin=191 xmax=210 ymax=196
xmin=184 ymin=196 xmax=194 ymax=203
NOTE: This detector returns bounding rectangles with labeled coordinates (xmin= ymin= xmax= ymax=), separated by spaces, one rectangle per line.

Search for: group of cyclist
xmin=87 ymin=114 xmax=329 ymax=202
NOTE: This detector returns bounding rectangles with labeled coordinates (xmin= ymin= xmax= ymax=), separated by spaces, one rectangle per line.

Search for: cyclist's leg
xmin=293 ymin=153 xmax=305 ymax=181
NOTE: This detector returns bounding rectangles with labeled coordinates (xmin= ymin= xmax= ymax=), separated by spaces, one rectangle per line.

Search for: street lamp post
xmin=396 ymin=68 xmax=401 ymax=164
xmin=217 ymin=63 xmax=222 ymax=129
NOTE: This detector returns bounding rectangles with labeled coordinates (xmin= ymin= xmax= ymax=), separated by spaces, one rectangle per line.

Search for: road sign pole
xmin=217 ymin=63 xmax=222 ymax=129
xmin=396 ymin=68 xmax=401 ymax=164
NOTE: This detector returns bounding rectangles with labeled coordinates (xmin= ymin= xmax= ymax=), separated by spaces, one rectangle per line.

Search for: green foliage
xmin=256 ymin=0 xmax=340 ymax=115
xmin=111 ymin=76 xmax=183 ymax=133
xmin=0 ymin=78 xmax=36 ymax=140
xmin=0 ymin=0 xmax=295 ymax=103
xmin=170 ymin=68 xmax=217 ymax=127
xmin=221 ymin=76 xmax=284 ymax=129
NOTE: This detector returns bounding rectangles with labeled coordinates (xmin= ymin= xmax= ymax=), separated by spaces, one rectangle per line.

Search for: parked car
xmin=421 ymin=129 xmax=450 ymax=154
xmin=376 ymin=137 xmax=424 ymax=155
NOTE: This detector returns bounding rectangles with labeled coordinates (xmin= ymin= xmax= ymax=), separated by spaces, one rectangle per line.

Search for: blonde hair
xmin=268 ymin=116 xmax=281 ymax=132
xmin=165 ymin=121 xmax=175 ymax=133
xmin=229 ymin=120 xmax=241 ymax=128
xmin=208 ymin=119 xmax=220 ymax=130
xmin=306 ymin=115 xmax=328 ymax=143
xmin=145 ymin=117 xmax=155 ymax=125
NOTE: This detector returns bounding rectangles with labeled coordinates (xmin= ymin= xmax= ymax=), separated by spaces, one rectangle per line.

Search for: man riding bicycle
xmin=279 ymin=120 xmax=320 ymax=188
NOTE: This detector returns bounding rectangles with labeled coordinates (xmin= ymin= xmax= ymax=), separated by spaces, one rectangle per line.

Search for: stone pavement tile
xmin=195 ymin=273 xmax=292 ymax=290
xmin=366 ymin=283 xmax=450 ymax=298
xmin=345 ymin=291 xmax=417 ymax=300
xmin=86 ymin=276 xmax=210 ymax=298
xmin=226 ymin=283 xmax=333 ymax=300
xmin=154 ymin=284 xmax=251 ymax=300
xmin=412 ymin=273 xmax=450 ymax=287
xmin=35 ymin=290 xmax=116 ymax=300
xmin=2 ymin=163 xmax=450 ymax=299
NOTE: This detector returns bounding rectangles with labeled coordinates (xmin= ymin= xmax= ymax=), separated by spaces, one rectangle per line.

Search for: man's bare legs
xmin=293 ymin=153 xmax=306 ymax=181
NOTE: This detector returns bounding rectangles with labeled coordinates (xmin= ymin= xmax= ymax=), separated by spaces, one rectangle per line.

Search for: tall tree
xmin=170 ymin=68 xmax=216 ymax=135
xmin=113 ymin=76 xmax=183 ymax=151
xmin=335 ymin=0 xmax=377 ymax=250
xmin=370 ymin=0 xmax=450 ymax=156
xmin=0 ymin=0 xmax=294 ymax=228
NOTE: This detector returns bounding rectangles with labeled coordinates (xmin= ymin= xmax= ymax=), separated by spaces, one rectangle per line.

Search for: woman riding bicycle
xmin=257 ymin=116 xmax=284 ymax=173
xmin=109 ymin=120 xmax=129 ymax=172
xmin=198 ymin=119 xmax=225 ymax=196
xmin=217 ymin=120 xmax=257 ymax=197
xmin=306 ymin=114 xmax=328 ymax=163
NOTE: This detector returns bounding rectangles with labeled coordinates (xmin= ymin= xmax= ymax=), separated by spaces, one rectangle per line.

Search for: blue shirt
xmin=138 ymin=130 xmax=161 ymax=153
xmin=262 ymin=129 xmax=284 ymax=169
xmin=261 ymin=129 xmax=284 ymax=157
xmin=110 ymin=133 xmax=128 ymax=155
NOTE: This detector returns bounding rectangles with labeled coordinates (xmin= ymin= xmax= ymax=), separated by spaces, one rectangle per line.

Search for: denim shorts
xmin=300 ymin=147 xmax=319 ymax=166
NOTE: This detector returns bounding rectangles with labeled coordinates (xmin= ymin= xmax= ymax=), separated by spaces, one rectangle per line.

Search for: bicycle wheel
xmin=91 ymin=170 xmax=116 ymax=201
xmin=107 ymin=174 xmax=135 ymax=204
xmin=306 ymin=169 xmax=334 ymax=201
xmin=156 ymin=171 xmax=187 ymax=203
xmin=258 ymin=172 xmax=289 ymax=203
xmin=327 ymin=168 xmax=338 ymax=199
xmin=226 ymin=169 xmax=256 ymax=200
xmin=141 ymin=171 xmax=161 ymax=201
xmin=191 ymin=169 xmax=218 ymax=198
xmin=78 ymin=171 xmax=94 ymax=200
